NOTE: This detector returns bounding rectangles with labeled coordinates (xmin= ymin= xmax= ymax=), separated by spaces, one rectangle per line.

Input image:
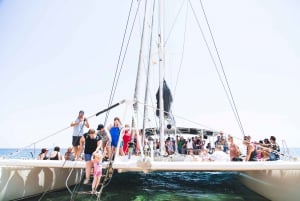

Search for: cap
xmin=97 ymin=124 xmax=104 ymax=130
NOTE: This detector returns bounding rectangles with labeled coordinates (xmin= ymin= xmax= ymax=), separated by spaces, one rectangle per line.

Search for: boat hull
xmin=0 ymin=160 xmax=84 ymax=201
xmin=2 ymin=158 xmax=300 ymax=201
xmin=238 ymin=169 xmax=300 ymax=201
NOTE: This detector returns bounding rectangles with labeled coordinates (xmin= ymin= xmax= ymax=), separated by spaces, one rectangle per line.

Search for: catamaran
xmin=1 ymin=1 xmax=300 ymax=201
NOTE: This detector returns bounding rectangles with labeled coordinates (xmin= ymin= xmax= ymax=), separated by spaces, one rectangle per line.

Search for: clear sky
xmin=0 ymin=0 xmax=299 ymax=149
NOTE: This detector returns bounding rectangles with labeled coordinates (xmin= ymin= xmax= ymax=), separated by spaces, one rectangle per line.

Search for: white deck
xmin=2 ymin=158 xmax=300 ymax=172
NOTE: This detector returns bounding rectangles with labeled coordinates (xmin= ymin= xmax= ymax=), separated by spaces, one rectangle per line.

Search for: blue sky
xmin=0 ymin=0 xmax=300 ymax=149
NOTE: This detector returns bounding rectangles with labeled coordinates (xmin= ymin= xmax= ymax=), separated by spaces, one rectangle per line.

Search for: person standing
xmin=70 ymin=110 xmax=89 ymax=160
xmin=96 ymin=123 xmax=111 ymax=160
xmin=79 ymin=128 xmax=102 ymax=184
xmin=108 ymin=117 xmax=123 ymax=159
xmin=122 ymin=124 xmax=131 ymax=155
xmin=91 ymin=151 xmax=103 ymax=194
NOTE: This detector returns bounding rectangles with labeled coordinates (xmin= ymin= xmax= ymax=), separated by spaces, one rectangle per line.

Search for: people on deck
xmin=177 ymin=136 xmax=184 ymax=154
xmin=209 ymin=145 xmax=230 ymax=161
xmin=186 ymin=138 xmax=193 ymax=154
xmin=79 ymin=128 xmax=102 ymax=184
xmin=38 ymin=148 xmax=49 ymax=160
xmin=49 ymin=146 xmax=63 ymax=160
xmin=165 ymin=137 xmax=174 ymax=155
xmin=122 ymin=124 xmax=131 ymax=155
xmin=200 ymin=148 xmax=210 ymax=161
xmin=91 ymin=151 xmax=103 ymax=194
xmin=228 ymin=135 xmax=242 ymax=161
xmin=185 ymin=147 xmax=201 ymax=161
xmin=108 ymin=117 xmax=124 ymax=158
xmin=269 ymin=136 xmax=280 ymax=161
xmin=64 ymin=147 xmax=75 ymax=161
xmin=259 ymin=138 xmax=271 ymax=160
xmin=70 ymin=110 xmax=90 ymax=160
xmin=243 ymin=135 xmax=257 ymax=161
xmin=206 ymin=142 xmax=213 ymax=154
xmin=96 ymin=123 xmax=111 ymax=160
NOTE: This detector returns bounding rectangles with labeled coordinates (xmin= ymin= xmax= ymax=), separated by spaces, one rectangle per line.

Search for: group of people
xmin=159 ymin=131 xmax=281 ymax=162
xmin=242 ymin=135 xmax=280 ymax=161
xmin=38 ymin=110 xmax=282 ymax=193
xmin=70 ymin=111 xmax=133 ymax=193
xmin=37 ymin=146 xmax=63 ymax=160
xmin=37 ymin=110 xmax=129 ymax=194
xmin=215 ymin=133 xmax=280 ymax=162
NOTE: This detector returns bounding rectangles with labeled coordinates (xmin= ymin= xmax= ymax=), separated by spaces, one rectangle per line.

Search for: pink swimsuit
xmin=93 ymin=162 xmax=102 ymax=176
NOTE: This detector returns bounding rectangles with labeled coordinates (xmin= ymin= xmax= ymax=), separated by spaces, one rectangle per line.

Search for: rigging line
xmin=188 ymin=0 xmax=244 ymax=135
xmin=4 ymin=103 xmax=123 ymax=159
xmin=104 ymin=0 xmax=142 ymax=124
xmin=104 ymin=0 xmax=135 ymax=124
xmin=173 ymin=0 xmax=189 ymax=101
xmin=199 ymin=0 xmax=245 ymax=136
xmin=164 ymin=0 xmax=186 ymax=46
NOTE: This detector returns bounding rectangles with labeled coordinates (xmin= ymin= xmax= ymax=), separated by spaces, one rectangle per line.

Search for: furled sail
xmin=156 ymin=80 xmax=173 ymax=118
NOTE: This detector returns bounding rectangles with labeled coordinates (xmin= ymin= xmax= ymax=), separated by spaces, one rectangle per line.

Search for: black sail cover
xmin=156 ymin=80 xmax=173 ymax=118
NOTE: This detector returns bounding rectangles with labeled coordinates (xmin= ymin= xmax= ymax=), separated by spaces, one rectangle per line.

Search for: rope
xmin=186 ymin=0 xmax=245 ymax=137
xmin=2 ymin=100 xmax=126 ymax=159
xmin=173 ymin=1 xmax=189 ymax=102
xmin=199 ymin=0 xmax=245 ymax=136
xmin=104 ymin=0 xmax=142 ymax=125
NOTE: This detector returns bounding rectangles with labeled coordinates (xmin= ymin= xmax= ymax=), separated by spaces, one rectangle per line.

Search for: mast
xmin=142 ymin=0 xmax=155 ymax=144
xmin=133 ymin=1 xmax=148 ymax=130
xmin=158 ymin=0 xmax=165 ymax=156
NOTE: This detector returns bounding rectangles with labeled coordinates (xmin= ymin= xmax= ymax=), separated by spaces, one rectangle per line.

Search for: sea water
xmin=1 ymin=148 xmax=300 ymax=201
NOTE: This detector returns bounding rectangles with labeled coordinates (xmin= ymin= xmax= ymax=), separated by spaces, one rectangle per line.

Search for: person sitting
xmin=258 ymin=138 xmax=271 ymax=160
xmin=228 ymin=135 xmax=243 ymax=161
xmin=243 ymin=136 xmax=257 ymax=161
xmin=209 ymin=145 xmax=229 ymax=161
xmin=64 ymin=147 xmax=75 ymax=161
xmin=49 ymin=146 xmax=63 ymax=160
xmin=268 ymin=136 xmax=280 ymax=161
xmin=38 ymin=148 xmax=49 ymax=160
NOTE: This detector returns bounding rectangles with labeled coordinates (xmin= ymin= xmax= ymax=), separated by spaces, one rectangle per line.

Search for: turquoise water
xmin=22 ymin=172 xmax=269 ymax=201
xmin=1 ymin=148 xmax=300 ymax=201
